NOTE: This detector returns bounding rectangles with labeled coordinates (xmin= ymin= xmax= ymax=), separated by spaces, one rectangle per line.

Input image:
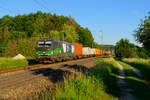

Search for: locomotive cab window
xmin=45 ymin=41 xmax=52 ymax=47
xmin=38 ymin=41 xmax=44 ymax=47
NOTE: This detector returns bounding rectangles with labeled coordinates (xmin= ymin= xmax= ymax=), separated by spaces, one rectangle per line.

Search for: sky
xmin=0 ymin=0 xmax=150 ymax=45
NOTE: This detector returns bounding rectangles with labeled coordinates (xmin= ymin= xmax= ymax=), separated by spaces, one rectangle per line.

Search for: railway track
xmin=0 ymin=57 xmax=100 ymax=99
xmin=0 ymin=56 xmax=104 ymax=75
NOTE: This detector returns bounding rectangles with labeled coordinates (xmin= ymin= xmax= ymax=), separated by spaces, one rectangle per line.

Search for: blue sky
xmin=0 ymin=0 xmax=150 ymax=45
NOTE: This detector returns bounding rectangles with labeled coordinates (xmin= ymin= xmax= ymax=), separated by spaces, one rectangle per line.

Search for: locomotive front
xmin=36 ymin=38 xmax=53 ymax=63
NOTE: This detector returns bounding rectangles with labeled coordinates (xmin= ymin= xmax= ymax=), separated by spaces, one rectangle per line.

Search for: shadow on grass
xmin=88 ymin=62 xmax=121 ymax=98
xmin=123 ymin=61 xmax=150 ymax=82
xmin=31 ymin=67 xmax=71 ymax=83
xmin=119 ymin=60 xmax=150 ymax=99
xmin=30 ymin=62 xmax=121 ymax=99
xmin=123 ymin=69 xmax=139 ymax=77
xmin=63 ymin=62 xmax=121 ymax=98
xmin=115 ymin=59 xmax=140 ymax=78
xmin=62 ymin=62 xmax=121 ymax=99
xmin=63 ymin=64 xmax=89 ymax=73
xmin=125 ymin=76 xmax=150 ymax=100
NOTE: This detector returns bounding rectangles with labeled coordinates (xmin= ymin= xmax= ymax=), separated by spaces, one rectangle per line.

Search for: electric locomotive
xmin=36 ymin=38 xmax=74 ymax=63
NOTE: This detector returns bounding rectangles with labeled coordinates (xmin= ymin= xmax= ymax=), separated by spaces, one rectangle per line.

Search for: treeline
xmin=115 ymin=12 xmax=150 ymax=59
xmin=0 ymin=11 xmax=99 ymax=57
xmin=134 ymin=13 xmax=150 ymax=53
xmin=100 ymin=45 xmax=114 ymax=51
xmin=115 ymin=39 xmax=149 ymax=59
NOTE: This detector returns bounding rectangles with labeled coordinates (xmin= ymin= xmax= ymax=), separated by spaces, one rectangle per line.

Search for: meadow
xmin=120 ymin=58 xmax=150 ymax=100
xmin=0 ymin=58 xmax=28 ymax=69
xmin=2 ymin=57 xmax=150 ymax=100
xmin=45 ymin=58 xmax=120 ymax=100
xmin=122 ymin=58 xmax=150 ymax=82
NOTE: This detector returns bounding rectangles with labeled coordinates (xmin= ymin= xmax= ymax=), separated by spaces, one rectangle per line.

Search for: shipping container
xmin=83 ymin=47 xmax=91 ymax=55
xmin=72 ymin=43 xmax=83 ymax=56
xmin=62 ymin=42 xmax=74 ymax=54
xmin=91 ymin=48 xmax=96 ymax=55
xmin=103 ymin=51 xmax=111 ymax=55
xmin=98 ymin=49 xmax=100 ymax=55
xmin=101 ymin=50 xmax=104 ymax=55
xmin=95 ymin=48 xmax=100 ymax=55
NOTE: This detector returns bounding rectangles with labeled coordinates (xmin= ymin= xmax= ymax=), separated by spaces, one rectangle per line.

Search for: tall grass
xmin=125 ymin=76 xmax=150 ymax=100
xmin=46 ymin=58 xmax=120 ymax=100
xmin=119 ymin=60 xmax=150 ymax=100
xmin=118 ymin=61 xmax=138 ymax=77
xmin=0 ymin=58 xmax=28 ymax=69
xmin=122 ymin=58 xmax=150 ymax=82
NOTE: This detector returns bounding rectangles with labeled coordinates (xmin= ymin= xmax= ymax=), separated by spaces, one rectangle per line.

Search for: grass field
xmin=45 ymin=58 xmax=120 ymax=100
xmin=0 ymin=58 xmax=28 ymax=69
xmin=122 ymin=58 xmax=150 ymax=82
xmin=118 ymin=61 xmax=138 ymax=77
xmin=120 ymin=59 xmax=150 ymax=100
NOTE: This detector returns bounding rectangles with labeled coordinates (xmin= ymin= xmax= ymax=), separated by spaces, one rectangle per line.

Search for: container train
xmin=36 ymin=38 xmax=110 ymax=63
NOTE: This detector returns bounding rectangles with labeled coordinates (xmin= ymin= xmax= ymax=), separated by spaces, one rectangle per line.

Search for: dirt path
xmin=124 ymin=63 xmax=150 ymax=88
xmin=117 ymin=63 xmax=137 ymax=100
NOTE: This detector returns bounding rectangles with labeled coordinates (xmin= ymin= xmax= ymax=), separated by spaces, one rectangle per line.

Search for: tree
xmin=115 ymin=39 xmax=138 ymax=58
xmin=134 ymin=14 xmax=150 ymax=52
xmin=62 ymin=24 xmax=79 ymax=43
xmin=92 ymin=42 xmax=100 ymax=48
xmin=77 ymin=26 xmax=94 ymax=47
xmin=5 ymin=40 xmax=17 ymax=56
xmin=137 ymin=47 xmax=149 ymax=59
xmin=0 ymin=11 xmax=97 ymax=57
xmin=33 ymin=14 xmax=45 ymax=36
xmin=49 ymin=30 xmax=61 ymax=40
xmin=0 ymin=26 xmax=10 ymax=54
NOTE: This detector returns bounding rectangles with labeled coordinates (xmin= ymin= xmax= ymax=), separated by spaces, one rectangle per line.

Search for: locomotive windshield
xmin=38 ymin=41 xmax=45 ymax=47
xmin=37 ymin=41 xmax=52 ymax=47
xmin=45 ymin=41 xmax=52 ymax=47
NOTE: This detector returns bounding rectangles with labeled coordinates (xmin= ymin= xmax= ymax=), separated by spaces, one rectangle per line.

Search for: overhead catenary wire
xmin=33 ymin=0 xmax=50 ymax=12
xmin=42 ymin=0 xmax=48 ymax=5
xmin=0 ymin=0 xmax=19 ymax=15
xmin=0 ymin=6 xmax=13 ymax=13
xmin=41 ymin=0 xmax=52 ymax=13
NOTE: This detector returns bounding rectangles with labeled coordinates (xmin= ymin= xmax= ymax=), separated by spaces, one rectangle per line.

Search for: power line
xmin=33 ymin=0 xmax=49 ymax=11
xmin=0 ymin=5 xmax=13 ymax=13
xmin=42 ymin=0 xmax=48 ymax=5
xmin=41 ymin=0 xmax=52 ymax=12
xmin=0 ymin=1 xmax=19 ymax=15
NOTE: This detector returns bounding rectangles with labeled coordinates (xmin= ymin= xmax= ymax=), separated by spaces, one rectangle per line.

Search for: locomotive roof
xmin=38 ymin=38 xmax=54 ymax=41
xmin=38 ymin=38 xmax=72 ymax=45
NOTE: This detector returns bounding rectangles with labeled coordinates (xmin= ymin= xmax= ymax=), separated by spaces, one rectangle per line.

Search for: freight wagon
xmin=91 ymin=48 xmax=96 ymax=56
xmin=83 ymin=47 xmax=91 ymax=57
xmin=72 ymin=43 xmax=83 ymax=59
xmin=36 ymin=38 xmax=108 ymax=63
xmin=95 ymin=48 xmax=100 ymax=56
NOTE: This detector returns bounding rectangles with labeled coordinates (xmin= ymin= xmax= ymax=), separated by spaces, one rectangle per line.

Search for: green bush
xmin=115 ymin=39 xmax=138 ymax=58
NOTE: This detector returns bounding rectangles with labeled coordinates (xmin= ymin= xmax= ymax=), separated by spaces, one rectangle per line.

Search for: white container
xmin=83 ymin=47 xmax=91 ymax=55
xmin=71 ymin=45 xmax=74 ymax=53
xmin=62 ymin=42 xmax=74 ymax=53
xmin=91 ymin=48 xmax=96 ymax=55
